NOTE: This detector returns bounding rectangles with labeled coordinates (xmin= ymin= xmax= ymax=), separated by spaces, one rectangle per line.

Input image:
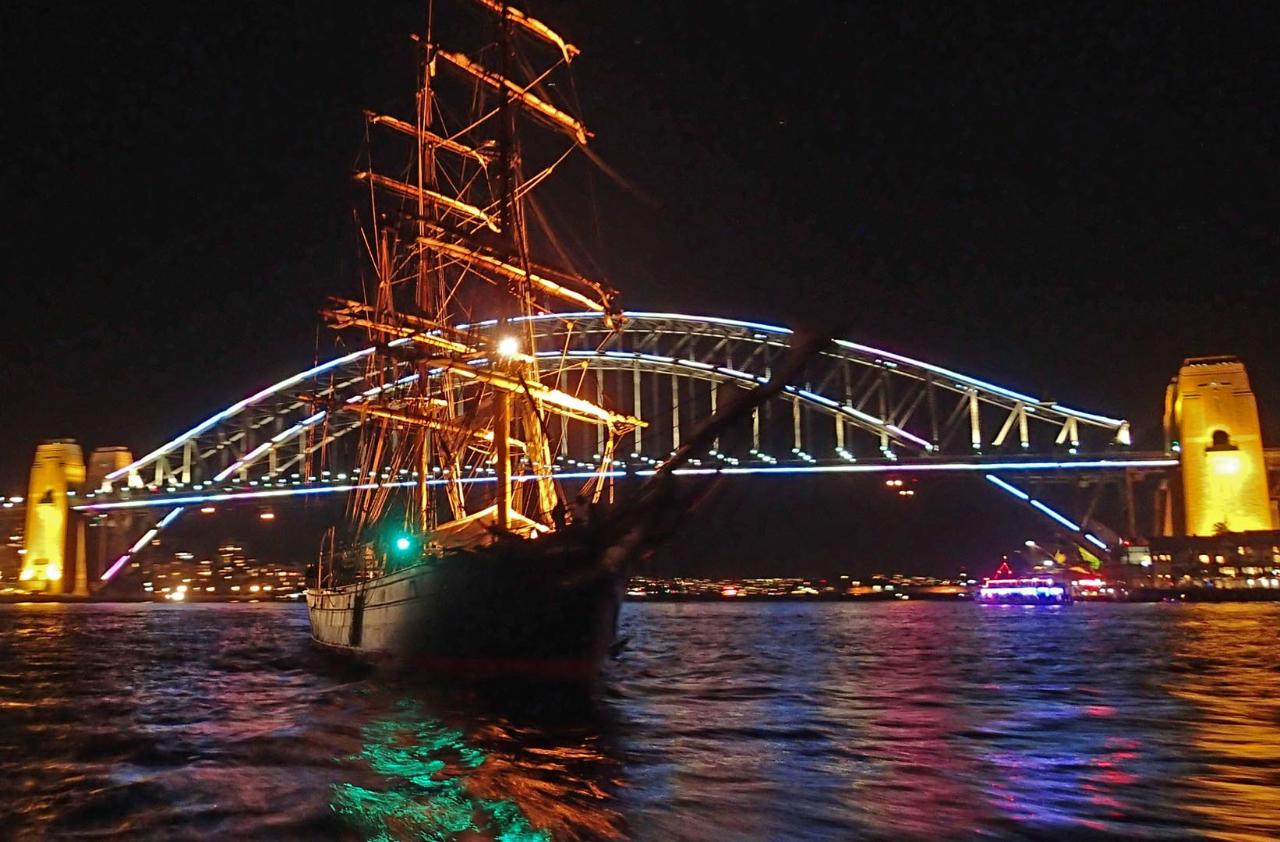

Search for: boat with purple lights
xmin=976 ymin=576 xmax=1072 ymax=604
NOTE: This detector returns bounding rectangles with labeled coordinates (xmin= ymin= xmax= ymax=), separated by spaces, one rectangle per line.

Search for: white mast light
xmin=496 ymin=336 xmax=520 ymax=358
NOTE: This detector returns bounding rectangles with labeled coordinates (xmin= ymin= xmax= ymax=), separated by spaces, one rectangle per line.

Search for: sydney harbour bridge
xmin=7 ymin=309 xmax=1277 ymax=594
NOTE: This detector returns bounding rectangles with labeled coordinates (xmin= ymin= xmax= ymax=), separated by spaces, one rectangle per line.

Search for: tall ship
xmin=305 ymin=0 xmax=819 ymax=683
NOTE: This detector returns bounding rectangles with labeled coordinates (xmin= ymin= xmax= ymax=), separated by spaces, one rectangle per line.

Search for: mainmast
xmin=492 ymin=0 xmax=518 ymax=531
xmin=415 ymin=2 xmax=440 ymax=532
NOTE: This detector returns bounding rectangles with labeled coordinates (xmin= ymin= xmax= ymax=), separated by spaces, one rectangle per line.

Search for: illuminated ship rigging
xmin=304 ymin=0 xmax=821 ymax=680
xmin=331 ymin=0 xmax=630 ymax=540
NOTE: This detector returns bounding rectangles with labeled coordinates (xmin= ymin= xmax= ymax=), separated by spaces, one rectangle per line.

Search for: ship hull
xmin=306 ymin=542 xmax=627 ymax=683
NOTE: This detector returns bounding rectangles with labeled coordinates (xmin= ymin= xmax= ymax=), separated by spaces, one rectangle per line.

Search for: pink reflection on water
xmin=819 ymin=604 xmax=998 ymax=836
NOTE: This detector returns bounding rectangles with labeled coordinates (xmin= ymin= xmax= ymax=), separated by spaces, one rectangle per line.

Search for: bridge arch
xmin=100 ymin=311 xmax=1131 ymax=494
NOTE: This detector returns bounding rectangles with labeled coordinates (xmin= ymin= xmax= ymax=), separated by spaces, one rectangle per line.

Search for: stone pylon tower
xmin=1165 ymin=356 xmax=1274 ymax=536
xmin=21 ymin=440 xmax=86 ymax=592
xmin=85 ymin=447 xmax=138 ymax=584
xmin=86 ymin=447 xmax=135 ymax=493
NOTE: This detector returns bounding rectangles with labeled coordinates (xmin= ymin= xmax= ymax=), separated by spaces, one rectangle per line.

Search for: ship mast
xmin=492 ymin=0 xmax=517 ymax=531
xmin=334 ymin=0 xmax=638 ymax=542
xmin=415 ymin=2 xmax=436 ymax=532
xmin=487 ymin=0 xmax=569 ymax=530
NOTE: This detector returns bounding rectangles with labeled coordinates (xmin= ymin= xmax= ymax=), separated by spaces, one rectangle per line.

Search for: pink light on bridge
xmin=100 ymin=506 xmax=185 ymax=582
xmin=100 ymin=553 xmax=133 ymax=582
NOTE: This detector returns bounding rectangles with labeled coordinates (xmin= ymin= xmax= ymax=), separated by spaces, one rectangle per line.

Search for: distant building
xmin=1148 ymin=531 xmax=1280 ymax=591
xmin=135 ymin=539 xmax=307 ymax=601
xmin=0 ymin=508 xmax=24 ymax=587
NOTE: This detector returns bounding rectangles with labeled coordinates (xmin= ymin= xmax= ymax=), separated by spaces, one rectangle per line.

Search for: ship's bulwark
xmin=307 ymin=535 xmax=629 ymax=685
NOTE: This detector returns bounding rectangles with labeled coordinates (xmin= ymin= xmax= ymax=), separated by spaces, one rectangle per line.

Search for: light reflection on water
xmin=608 ymin=601 xmax=1280 ymax=841
xmin=1 ymin=601 xmax=1278 ymax=839
xmin=331 ymin=695 xmax=625 ymax=841
xmin=1162 ymin=609 xmax=1280 ymax=842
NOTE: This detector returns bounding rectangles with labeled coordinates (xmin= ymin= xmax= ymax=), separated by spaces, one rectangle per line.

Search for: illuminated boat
xmin=976 ymin=576 xmax=1072 ymax=604
xmin=305 ymin=0 xmax=826 ymax=684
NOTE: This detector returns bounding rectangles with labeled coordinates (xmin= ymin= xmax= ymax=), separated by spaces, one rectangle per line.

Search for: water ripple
xmin=2 ymin=601 xmax=1278 ymax=839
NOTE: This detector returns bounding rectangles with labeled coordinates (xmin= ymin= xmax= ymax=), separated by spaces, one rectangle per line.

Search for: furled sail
xmin=364 ymin=111 xmax=496 ymax=165
xmin=437 ymin=50 xmax=591 ymax=145
xmin=418 ymin=235 xmax=613 ymax=313
xmin=417 ymin=357 xmax=645 ymax=434
xmin=354 ymin=171 xmax=501 ymax=232
xmin=469 ymin=0 xmax=580 ymax=64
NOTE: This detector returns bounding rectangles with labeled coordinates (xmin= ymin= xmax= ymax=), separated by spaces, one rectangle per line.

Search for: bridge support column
xmin=631 ymin=365 xmax=642 ymax=456
xmin=73 ymin=518 xmax=88 ymax=597
xmin=1165 ymin=356 xmax=1274 ymax=535
xmin=670 ymin=376 xmax=680 ymax=451
xmin=21 ymin=440 xmax=86 ymax=593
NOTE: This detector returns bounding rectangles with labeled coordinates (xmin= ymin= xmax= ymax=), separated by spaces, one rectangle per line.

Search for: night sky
xmin=2 ymin=2 xmax=1276 ymax=575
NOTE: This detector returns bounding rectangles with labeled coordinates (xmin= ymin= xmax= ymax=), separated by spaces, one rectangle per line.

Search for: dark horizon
xmin=3 ymin=1 xmax=1276 ymax=573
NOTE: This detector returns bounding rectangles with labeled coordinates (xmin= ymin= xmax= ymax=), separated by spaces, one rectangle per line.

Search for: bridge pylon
xmin=18 ymin=442 xmax=141 ymax=594
xmin=1165 ymin=356 xmax=1276 ymax=536
xmin=21 ymin=440 xmax=86 ymax=593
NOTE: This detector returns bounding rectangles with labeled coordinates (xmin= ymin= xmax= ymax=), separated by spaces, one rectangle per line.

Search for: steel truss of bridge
xmin=93 ymin=311 xmax=1143 ymax=489
xmin=70 ymin=311 xmax=1180 ymax=566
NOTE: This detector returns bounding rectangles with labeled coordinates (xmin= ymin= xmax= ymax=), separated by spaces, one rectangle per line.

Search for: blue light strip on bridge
xmin=1030 ymin=498 xmax=1082 ymax=532
xmin=1083 ymin=533 xmax=1109 ymax=550
xmin=984 ymin=474 xmax=1030 ymax=500
xmin=984 ymin=474 xmax=1110 ymax=551
xmin=77 ymin=459 xmax=1176 ymax=513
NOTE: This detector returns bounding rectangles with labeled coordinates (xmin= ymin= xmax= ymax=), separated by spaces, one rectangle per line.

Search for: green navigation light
xmin=395 ymin=536 xmax=412 ymax=552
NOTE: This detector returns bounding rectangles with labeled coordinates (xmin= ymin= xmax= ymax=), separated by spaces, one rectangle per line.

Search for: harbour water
xmin=2 ymin=600 xmax=1278 ymax=840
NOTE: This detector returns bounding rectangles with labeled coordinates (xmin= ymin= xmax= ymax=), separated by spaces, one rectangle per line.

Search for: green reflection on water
xmin=331 ymin=699 xmax=550 ymax=841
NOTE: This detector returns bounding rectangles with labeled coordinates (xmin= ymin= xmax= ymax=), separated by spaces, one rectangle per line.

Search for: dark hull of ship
xmin=306 ymin=540 xmax=628 ymax=684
